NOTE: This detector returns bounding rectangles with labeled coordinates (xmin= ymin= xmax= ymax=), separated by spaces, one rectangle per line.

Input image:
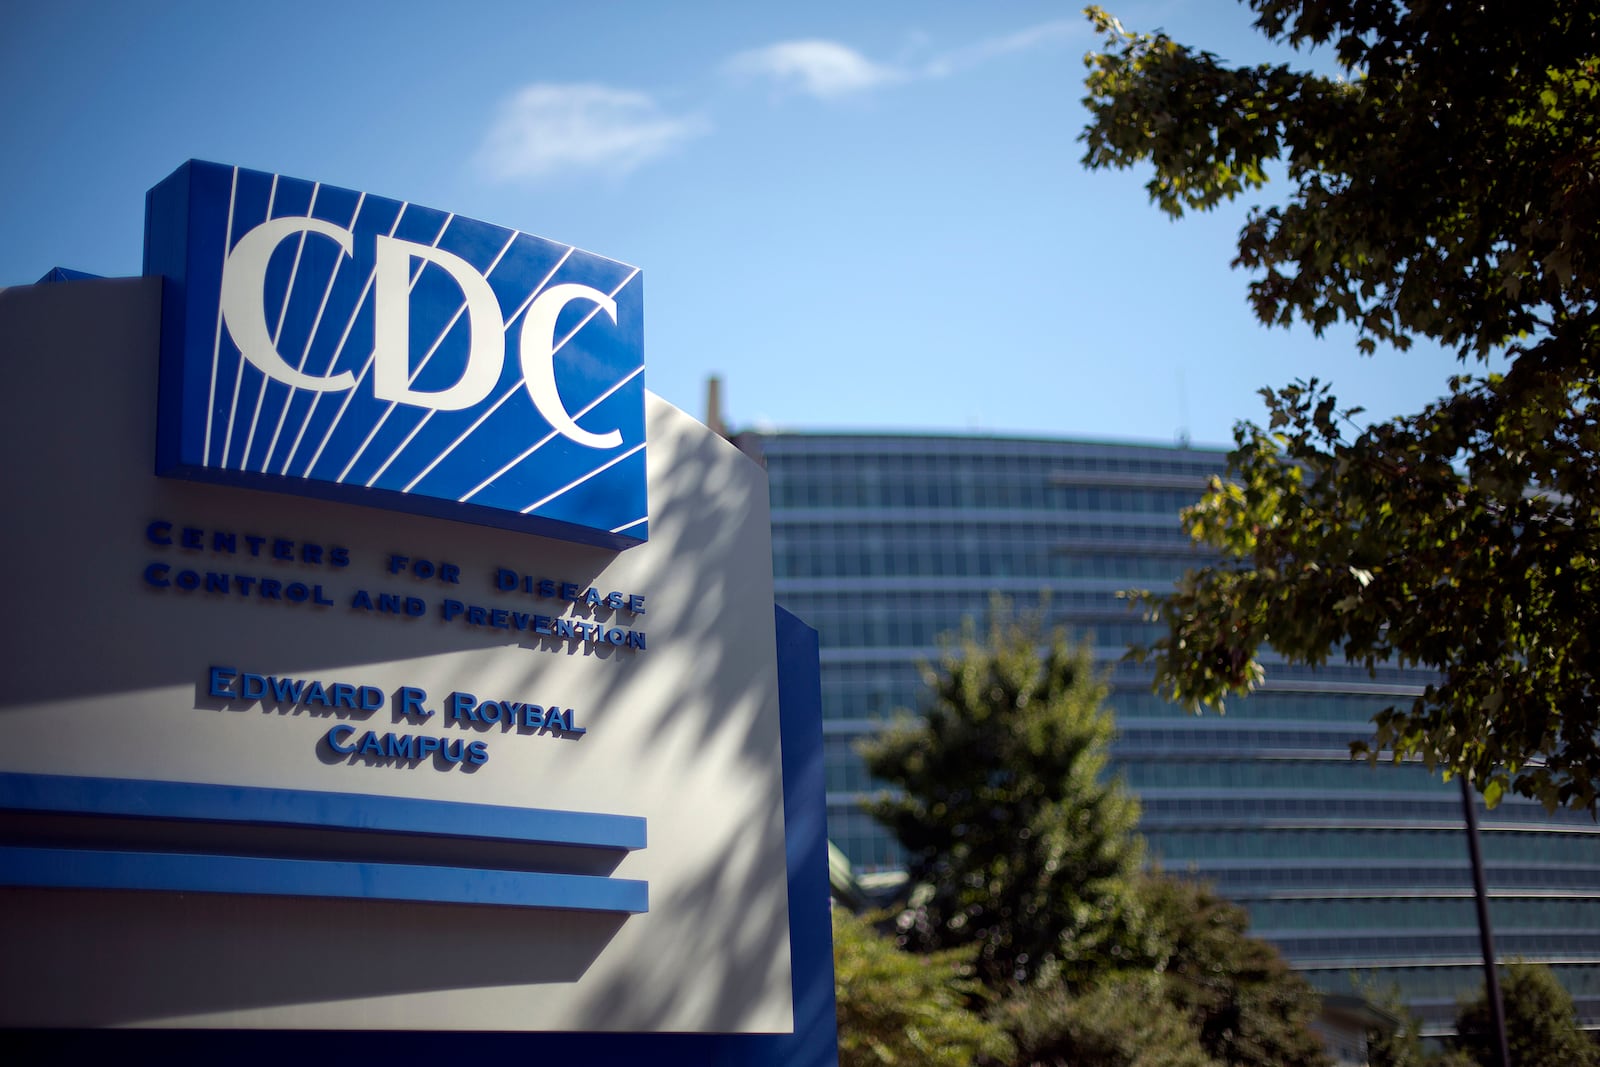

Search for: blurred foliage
xmin=832 ymin=907 xmax=1013 ymax=1067
xmin=854 ymin=603 xmax=1329 ymax=1066
xmin=861 ymin=606 xmax=1144 ymax=990
xmin=1083 ymin=0 xmax=1600 ymax=811
xmin=1453 ymin=962 xmax=1599 ymax=1067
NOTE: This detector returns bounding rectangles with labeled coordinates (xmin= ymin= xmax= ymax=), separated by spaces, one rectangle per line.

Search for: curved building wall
xmin=755 ymin=431 xmax=1600 ymax=1034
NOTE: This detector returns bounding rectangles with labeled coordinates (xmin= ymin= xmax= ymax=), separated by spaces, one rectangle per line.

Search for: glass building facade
xmin=748 ymin=431 xmax=1600 ymax=1034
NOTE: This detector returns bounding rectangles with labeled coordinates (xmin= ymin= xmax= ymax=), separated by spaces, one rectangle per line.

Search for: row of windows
xmin=1304 ymin=963 xmax=1600 ymax=1005
xmin=819 ymin=649 xmax=1428 ymax=689
xmin=827 ymin=816 xmax=1600 ymax=889
xmin=1115 ymin=727 xmax=1382 ymax=756
xmin=1120 ymin=758 xmax=1451 ymax=794
xmin=776 ymin=543 xmax=1202 ymax=581
xmin=762 ymin=439 xmax=1222 ymax=480
xmin=1187 ymin=863 xmax=1600 ymax=894
xmin=1246 ymin=895 xmax=1600 ymax=933
xmin=815 ymin=676 xmax=1415 ymax=726
xmin=809 ymin=614 xmax=1164 ymax=652
xmin=825 ymin=808 xmax=906 ymax=871
xmin=780 ymin=584 xmax=1158 ymax=622
xmin=1139 ymin=792 xmax=1590 ymax=827
xmin=1270 ymin=930 xmax=1600 ymax=964
xmin=770 ymin=471 xmax=1212 ymax=512
xmin=1146 ymin=828 xmax=1600 ymax=866
xmin=1109 ymin=690 xmax=1414 ymax=722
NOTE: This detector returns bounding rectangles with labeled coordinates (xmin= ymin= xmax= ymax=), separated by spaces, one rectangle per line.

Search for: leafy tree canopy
xmin=1131 ymin=875 xmax=1331 ymax=1067
xmin=861 ymin=607 xmax=1144 ymax=989
xmin=832 ymin=908 xmax=1014 ymax=1067
xmin=1453 ymin=962 xmax=1599 ymax=1067
xmin=994 ymin=972 xmax=1222 ymax=1067
xmin=1082 ymin=1 xmax=1600 ymax=810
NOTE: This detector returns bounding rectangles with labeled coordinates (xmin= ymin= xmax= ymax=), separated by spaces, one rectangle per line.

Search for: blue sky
xmin=1 ymin=1 xmax=1477 ymax=448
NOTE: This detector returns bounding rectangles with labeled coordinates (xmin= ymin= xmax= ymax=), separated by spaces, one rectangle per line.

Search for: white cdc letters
xmin=219 ymin=217 xmax=621 ymax=449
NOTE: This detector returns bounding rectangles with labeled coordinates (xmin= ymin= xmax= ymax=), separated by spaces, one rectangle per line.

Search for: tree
xmin=1454 ymin=963 xmax=1599 ymax=1067
xmin=1361 ymin=983 xmax=1471 ymax=1067
xmin=862 ymin=605 xmax=1331 ymax=1067
xmin=1131 ymin=875 xmax=1331 ymax=1067
xmin=831 ymin=907 xmax=1014 ymax=1067
xmin=994 ymin=972 xmax=1222 ymax=1067
xmin=1081 ymin=2 xmax=1600 ymax=811
xmin=860 ymin=607 xmax=1144 ymax=989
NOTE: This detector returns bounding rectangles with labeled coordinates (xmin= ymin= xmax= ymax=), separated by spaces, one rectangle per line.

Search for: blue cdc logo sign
xmin=144 ymin=160 xmax=647 ymax=549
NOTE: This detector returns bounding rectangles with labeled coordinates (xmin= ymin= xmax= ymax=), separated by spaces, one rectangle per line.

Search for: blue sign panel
xmin=144 ymin=161 xmax=647 ymax=549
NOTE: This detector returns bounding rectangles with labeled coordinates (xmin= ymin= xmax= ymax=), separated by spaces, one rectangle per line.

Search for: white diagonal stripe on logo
xmin=357 ymin=228 xmax=522 ymax=488
xmin=458 ymin=364 xmax=643 ymax=504
xmin=203 ymin=165 xmax=240 ymax=466
xmin=520 ymin=442 xmax=646 ymax=515
xmin=240 ymin=182 xmax=322 ymax=469
xmin=221 ymin=173 xmax=278 ymax=469
xmin=406 ymin=265 xmax=638 ymax=496
xmin=282 ymin=202 xmax=409 ymax=478
xmin=260 ymin=191 xmax=366 ymax=473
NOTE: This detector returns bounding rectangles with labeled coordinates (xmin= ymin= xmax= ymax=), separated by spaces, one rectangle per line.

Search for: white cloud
xmin=476 ymin=83 xmax=709 ymax=182
xmin=920 ymin=19 xmax=1081 ymax=79
xmin=723 ymin=40 xmax=904 ymax=100
xmin=725 ymin=21 xmax=1082 ymax=101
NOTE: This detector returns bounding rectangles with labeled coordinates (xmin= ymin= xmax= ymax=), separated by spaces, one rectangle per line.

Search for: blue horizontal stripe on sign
xmin=0 ymin=772 xmax=645 ymax=851
xmin=0 ymin=845 xmax=649 ymax=913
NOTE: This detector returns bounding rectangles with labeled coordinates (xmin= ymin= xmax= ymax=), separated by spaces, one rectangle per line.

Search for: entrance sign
xmin=146 ymin=161 xmax=647 ymax=550
xmin=0 ymin=165 xmax=836 ymax=1063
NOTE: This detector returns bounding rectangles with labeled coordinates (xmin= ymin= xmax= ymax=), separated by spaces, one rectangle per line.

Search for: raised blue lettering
xmin=397 ymin=686 xmax=429 ymax=720
xmin=327 ymin=724 xmax=357 ymax=754
xmin=449 ymin=692 xmax=479 ymax=722
xmin=208 ymin=665 xmax=237 ymax=699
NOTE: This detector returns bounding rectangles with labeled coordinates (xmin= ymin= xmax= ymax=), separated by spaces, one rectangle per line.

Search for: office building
xmin=747 ymin=429 xmax=1600 ymax=1033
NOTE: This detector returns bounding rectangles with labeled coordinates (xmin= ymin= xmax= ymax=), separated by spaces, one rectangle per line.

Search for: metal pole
xmin=1461 ymin=774 xmax=1511 ymax=1067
